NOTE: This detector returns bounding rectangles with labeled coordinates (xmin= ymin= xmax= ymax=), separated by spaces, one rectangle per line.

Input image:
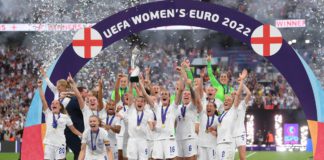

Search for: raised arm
xmin=114 ymin=74 xmax=122 ymax=103
xmin=183 ymin=60 xmax=194 ymax=82
xmin=206 ymin=55 xmax=221 ymax=88
xmin=233 ymin=69 xmax=248 ymax=108
xmin=139 ymin=75 xmax=155 ymax=107
xmin=40 ymin=66 xmax=58 ymax=94
xmin=187 ymin=79 xmax=202 ymax=113
xmin=128 ymin=81 xmax=134 ymax=107
xmin=98 ymin=79 xmax=104 ymax=111
xmin=67 ymin=73 xmax=85 ymax=109
xmin=38 ymin=80 xmax=48 ymax=111
xmin=243 ymin=83 xmax=252 ymax=105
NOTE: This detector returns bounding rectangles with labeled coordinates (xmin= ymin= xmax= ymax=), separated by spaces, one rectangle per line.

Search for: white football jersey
xmin=101 ymin=112 xmax=121 ymax=142
xmin=216 ymin=105 xmax=237 ymax=144
xmin=198 ymin=111 xmax=218 ymax=148
xmin=153 ymin=103 xmax=177 ymax=140
xmin=175 ymin=103 xmax=198 ymax=140
xmin=124 ymin=105 xmax=153 ymax=139
xmin=233 ymin=101 xmax=247 ymax=137
xmin=43 ymin=109 xmax=73 ymax=147
xmin=82 ymin=128 xmax=109 ymax=156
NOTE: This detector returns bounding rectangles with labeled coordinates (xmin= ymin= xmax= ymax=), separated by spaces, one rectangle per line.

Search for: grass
xmin=0 ymin=151 xmax=313 ymax=160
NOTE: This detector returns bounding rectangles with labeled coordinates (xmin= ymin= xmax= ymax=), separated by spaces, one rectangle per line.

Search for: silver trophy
xmin=130 ymin=46 xmax=140 ymax=82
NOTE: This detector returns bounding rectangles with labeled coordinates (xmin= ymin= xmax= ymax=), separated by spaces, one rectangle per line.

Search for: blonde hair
xmin=57 ymin=79 xmax=69 ymax=88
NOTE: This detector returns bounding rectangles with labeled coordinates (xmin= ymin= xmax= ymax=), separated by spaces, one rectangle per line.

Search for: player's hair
xmin=207 ymin=102 xmax=219 ymax=116
xmin=57 ymin=79 xmax=69 ymax=88
xmin=58 ymin=103 xmax=67 ymax=114
xmin=77 ymin=86 xmax=87 ymax=93
xmin=89 ymin=115 xmax=102 ymax=127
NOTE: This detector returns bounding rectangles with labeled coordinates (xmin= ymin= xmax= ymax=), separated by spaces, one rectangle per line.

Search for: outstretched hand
xmin=40 ymin=67 xmax=46 ymax=77
xmin=239 ymin=69 xmax=248 ymax=81
xmin=37 ymin=80 xmax=42 ymax=87
xmin=206 ymin=55 xmax=212 ymax=62
xmin=67 ymin=73 xmax=75 ymax=85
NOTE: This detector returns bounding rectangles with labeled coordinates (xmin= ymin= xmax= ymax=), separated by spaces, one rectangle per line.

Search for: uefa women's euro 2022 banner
xmin=21 ymin=0 xmax=324 ymax=159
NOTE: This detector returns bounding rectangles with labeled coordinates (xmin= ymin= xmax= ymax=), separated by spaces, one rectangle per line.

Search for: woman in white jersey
xmin=118 ymin=82 xmax=154 ymax=160
xmin=233 ymin=81 xmax=251 ymax=160
xmin=38 ymin=80 xmax=82 ymax=160
xmin=139 ymin=76 xmax=182 ymax=160
xmin=197 ymin=102 xmax=219 ymax=160
xmin=175 ymin=77 xmax=202 ymax=160
xmin=102 ymin=99 xmax=121 ymax=160
xmin=79 ymin=115 xmax=113 ymax=160
xmin=216 ymin=69 xmax=247 ymax=160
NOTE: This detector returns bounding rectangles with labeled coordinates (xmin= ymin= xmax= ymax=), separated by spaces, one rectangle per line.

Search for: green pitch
xmin=0 ymin=151 xmax=313 ymax=160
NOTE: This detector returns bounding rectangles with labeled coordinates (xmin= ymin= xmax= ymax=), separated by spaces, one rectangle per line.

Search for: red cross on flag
xmin=72 ymin=27 xmax=103 ymax=59
xmin=250 ymin=24 xmax=282 ymax=57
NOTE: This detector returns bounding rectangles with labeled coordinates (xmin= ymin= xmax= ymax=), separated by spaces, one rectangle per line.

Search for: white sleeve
xmin=103 ymin=129 xmax=109 ymax=142
xmin=114 ymin=117 xmax=121 ymax=126
xmin=45 ymin=77 xmax=58 ymax=95
xmin=65 ymin=115 xmax=73 ymax=126
xmin=81 ymin=130 xmax=88 ymax=144
xmin=43 ymin=108 xmax=51 ymax=115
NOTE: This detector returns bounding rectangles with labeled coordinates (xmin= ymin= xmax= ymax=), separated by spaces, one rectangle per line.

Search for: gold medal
xmin=162 ymin=124 xmax=165 ymax=128
xmin=205 ymin=130 xmax=209 ymax=133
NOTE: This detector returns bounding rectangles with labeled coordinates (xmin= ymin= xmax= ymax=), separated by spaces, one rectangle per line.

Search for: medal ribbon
xmin=206 ymin=115 xmax=215 ymax=131
xmin=106 ymin=115 xmax=115 ymax=125
xmin=90 ymin=129 xmax=99 ymax=151
xmin=218 ymin=111 xmax=228 ymax=123
xmin=52 ymin=113 xmax=60 ymax=129
xmin=181 ymin=105 xmax=186 ymax=118
xmin=161 ymin=105 xmax=169 ymax=125
xmin=137 ymin=111 xmax=144 ymax=126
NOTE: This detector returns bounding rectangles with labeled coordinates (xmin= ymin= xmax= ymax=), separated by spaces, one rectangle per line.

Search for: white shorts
xmin=177 ymin=139 xmax=197 ymax=157
xmin=152 ymin=139 xmax=178 ymax=159
xmin=234 ymin=135 xmax=247 ymax=148
xmin=127 ymin=138 xmax=148 ymax=160
xmin=198 ymin=146 xmax=217 ymax=160
xmin=216 ymin=143 xmax=235 ymax=160
xmin=44 ymin=144 xmax=66 ymax=160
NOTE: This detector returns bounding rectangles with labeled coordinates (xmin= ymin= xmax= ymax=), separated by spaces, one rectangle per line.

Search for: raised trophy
xmin=130 ymin=46 xmax=140 ymax=82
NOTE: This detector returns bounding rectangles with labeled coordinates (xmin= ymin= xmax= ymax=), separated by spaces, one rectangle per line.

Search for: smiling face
xmin=160 ymin=90 xmax=170 ymax=106
xmin=206 ymin=102 xmax=216 ymax=116
xmin=89 ymin=116 xmax=100 ymax=131
xmin=182 ymin=90 xmax=191 ymax=105
xmin=120 ymin=77 xmax=128 ymax=89
xmin=135 ymin=96 xmax=145 ymax=111
xmin=88 ymin=95 xmax=98 ymax=110
xmin=106 ymin=100 xmax=115 ymax=115
xmin=223 ymin=95 xmax=234 ymax=110
xmin=206 ymin=86 xmax=216 ymax=99
xmin=152 ymin=85 xmax=160 ymax=95
xmin=219 ymin=73 xmax=229 ymax=85
xmin=51 ymin=100 xmax=62 ymax=113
